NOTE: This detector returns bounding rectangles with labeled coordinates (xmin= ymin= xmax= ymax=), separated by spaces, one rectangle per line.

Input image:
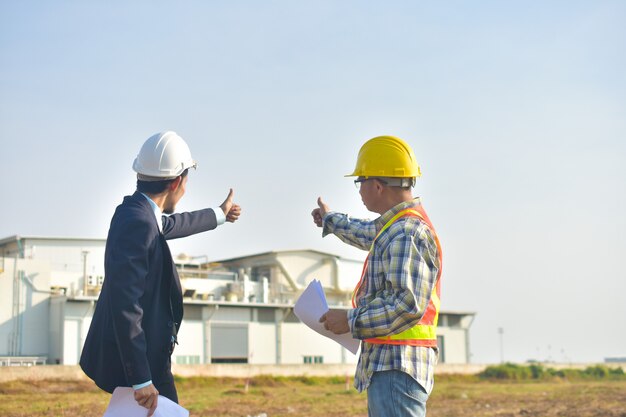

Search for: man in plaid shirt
xmin=312 ymin=136 xmax=442 ymax=417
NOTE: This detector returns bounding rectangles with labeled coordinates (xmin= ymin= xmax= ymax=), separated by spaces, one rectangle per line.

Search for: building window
xmin=257 ymin=309 xmax=275 ymax=323
xmin=303 ymin=356 xmax=323 ymax=364
xmin=447 ymin=315 xmax=462 ymax=328
xmin=283 ymin=310 xmax=301 ymax=323
xmin=175 ymin=355 xmax=201 ymax=365
xmin=87 ymin=275 xmax=104 ymax=287
xmin=251 ymin=266 xmax=271 ymax=282
xmin=437 ymin=335 xmax=446 ymax=363
xmin=211 ymin=357 xmax=248 ymax=364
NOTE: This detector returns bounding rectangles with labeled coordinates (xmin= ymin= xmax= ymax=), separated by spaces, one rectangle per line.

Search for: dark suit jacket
xmin=80 ymin=191 xmax=217 ymax=393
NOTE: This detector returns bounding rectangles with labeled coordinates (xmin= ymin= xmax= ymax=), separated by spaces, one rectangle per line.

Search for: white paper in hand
xmin=294 ymin=279 xmax=360 ymax=354
xmin=104 ymin=387 xmax=189 ymax=417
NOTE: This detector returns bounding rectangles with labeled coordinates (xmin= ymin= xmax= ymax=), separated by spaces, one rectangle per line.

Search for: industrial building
xmin=0 ymin=235 xmax=475 ymax=367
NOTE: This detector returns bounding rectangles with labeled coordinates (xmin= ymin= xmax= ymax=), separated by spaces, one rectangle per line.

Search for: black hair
xmin=136 ymin=169 xmax=188 ymax=195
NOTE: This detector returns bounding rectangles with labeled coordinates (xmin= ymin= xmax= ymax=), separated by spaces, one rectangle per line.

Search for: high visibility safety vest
xmin=352 ymin=205 xmax=442 ymax=347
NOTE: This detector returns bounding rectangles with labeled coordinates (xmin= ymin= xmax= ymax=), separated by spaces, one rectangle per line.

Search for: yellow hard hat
xmin=346 ymin=135 xmax=422 ymax=178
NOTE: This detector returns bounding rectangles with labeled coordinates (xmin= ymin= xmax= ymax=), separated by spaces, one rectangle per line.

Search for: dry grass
xmin=0 ymin=376 xmax=625 ymax=417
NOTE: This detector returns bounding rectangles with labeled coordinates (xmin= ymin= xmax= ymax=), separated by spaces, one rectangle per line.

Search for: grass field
xmin=0 ymin=375 xmax=625 ymax=417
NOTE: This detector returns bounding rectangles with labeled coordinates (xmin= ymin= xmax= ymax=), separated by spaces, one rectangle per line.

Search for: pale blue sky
xmin=1 ymin=1 xmax=625 ymax=364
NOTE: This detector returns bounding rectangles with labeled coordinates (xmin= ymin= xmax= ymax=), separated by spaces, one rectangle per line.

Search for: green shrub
xmin=528 ymin=364 xmax=545 ymax=379
xmin=583 ymin=366 xmax=608 ymax=378
xmin=479 ymin=363 xmax=531 ymax=380
xmin=479 ymin=364 xmax=626 ymax=381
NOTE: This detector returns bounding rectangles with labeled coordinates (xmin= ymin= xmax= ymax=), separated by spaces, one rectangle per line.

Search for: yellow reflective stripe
xmin=368 ymin=207 xmax=440 ymax=343
xmin=369 ymin=209 xmax=424 ymax=253
xmin=385 ymin=324 xmax=437 ymax=341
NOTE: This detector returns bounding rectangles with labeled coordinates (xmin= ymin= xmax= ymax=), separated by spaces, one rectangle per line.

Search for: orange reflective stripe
xmin=418 ymin=279 xmax=441 ymax=326
xmin=351 ymin=257 xmax=369 ymax=308
xmin=365 ymin=338 xmax=438 ymax=347
xmin=353 ymin=205 xmax=442 ymax=347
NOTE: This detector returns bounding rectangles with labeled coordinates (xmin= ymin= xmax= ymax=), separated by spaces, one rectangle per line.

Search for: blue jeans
xmin=367 ymin=370 xmax=429 ymax=417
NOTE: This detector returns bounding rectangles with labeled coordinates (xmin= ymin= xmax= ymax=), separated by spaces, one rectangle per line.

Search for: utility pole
xmin=498 ymin=327 xmax=504 ymax=363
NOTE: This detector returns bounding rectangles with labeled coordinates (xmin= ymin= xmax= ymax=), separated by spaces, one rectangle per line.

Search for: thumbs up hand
xmin=220 ymin=189 xmax=242 ymax=223
xmin=311 ymin=197 xmax=330 ymax=227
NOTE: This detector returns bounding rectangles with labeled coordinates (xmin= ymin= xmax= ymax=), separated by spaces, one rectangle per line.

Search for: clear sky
xmin=1 ymin=1 xmax=624 ymax=364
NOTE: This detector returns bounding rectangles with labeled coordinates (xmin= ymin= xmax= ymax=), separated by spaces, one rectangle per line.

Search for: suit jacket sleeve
xmin=162 ymin=208 xmax=218 ymax=240
xmin=106 ymin=216 xmax=154 ymax=385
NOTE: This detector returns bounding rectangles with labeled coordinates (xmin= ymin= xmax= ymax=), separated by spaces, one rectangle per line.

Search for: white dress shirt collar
xmin=140 ymin=193 xmax=163 ymax=233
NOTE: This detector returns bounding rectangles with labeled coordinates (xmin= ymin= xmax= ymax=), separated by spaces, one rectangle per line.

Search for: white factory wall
xmin=438 ymin=327 xmax=470 ymax=364
xmin=1 ymin=238 xmax=474 ymax=367
xmin=0 ymin=258 xmax=51 ymax=357
xmin=249 ymin=323 xmax=277 ymax=364
xmin=174 ymin=320 xmax=204 ymax=365
xmin=280 ymin=323 xmax=358 ymax=365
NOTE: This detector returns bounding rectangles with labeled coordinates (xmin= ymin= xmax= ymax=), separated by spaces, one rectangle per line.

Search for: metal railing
xmin=0 ymin=356 xmax=47 ymax=366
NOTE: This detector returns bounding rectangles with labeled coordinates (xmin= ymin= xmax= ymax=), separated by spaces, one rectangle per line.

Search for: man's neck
xmin=143 ymin=192 xmax=167 ymax=212
xmin=376 ymin=192 xmax=415 ymax=215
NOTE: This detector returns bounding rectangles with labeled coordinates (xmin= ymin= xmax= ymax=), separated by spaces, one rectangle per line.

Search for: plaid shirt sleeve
xmin=348 ymin=225 xmax=439 ymax=339
xmin=321 ymin=212 xmax=378 ymax=251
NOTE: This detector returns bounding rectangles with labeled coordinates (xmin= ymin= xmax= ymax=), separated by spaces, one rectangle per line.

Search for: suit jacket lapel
xmin=132 ymin=191 xmax=184 ymax=326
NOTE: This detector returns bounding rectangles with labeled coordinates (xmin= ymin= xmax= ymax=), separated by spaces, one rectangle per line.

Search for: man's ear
xmin=374 ymin=179 xmax=386 ymax=194
xmin=169 ymin=176 xmax=182 ymax=191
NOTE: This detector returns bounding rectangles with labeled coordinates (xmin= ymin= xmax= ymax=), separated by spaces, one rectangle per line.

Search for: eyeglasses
xmin=354 ymin=177 xmax=388 ymax=190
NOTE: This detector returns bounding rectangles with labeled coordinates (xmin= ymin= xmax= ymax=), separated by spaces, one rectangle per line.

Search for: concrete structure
xmin=5 ymin=362 xmax=626 ymax=384
xmin=0 ymin=235 xmax=475 ymax=367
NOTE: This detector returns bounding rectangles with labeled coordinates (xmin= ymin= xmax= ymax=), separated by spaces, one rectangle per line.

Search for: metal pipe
xmin=11 ymin=258 xmax=21 ymax=355
xmin=21 ymin=272 xmax=54 ymax=294
xmin=275 ymin=260 xmax=299 ymax=291
xmin=203 ymin=305 xmax=219 ymax=364
xmin=82 ymin=251 xmax=89 ymax=295
xmin=17 ymin=236 xmax=24 ymax=258
xmin=276 ymin=307 xmax=293 ymax=364
xmin=464 ymin=314 xmax=475 ymax=363
xmin=329 ymin=257 xmax=340 ymax=291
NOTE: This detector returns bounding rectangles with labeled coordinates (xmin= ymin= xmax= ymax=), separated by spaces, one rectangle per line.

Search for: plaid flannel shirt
xmin=322 ymin=198 xmax=440 ymax=393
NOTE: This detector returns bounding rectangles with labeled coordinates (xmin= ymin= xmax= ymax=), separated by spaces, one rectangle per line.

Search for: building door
xmin=211 ymin=323 xmax=248 ymax=363
xmin=63 ymin=319 xmax=81 ymax=365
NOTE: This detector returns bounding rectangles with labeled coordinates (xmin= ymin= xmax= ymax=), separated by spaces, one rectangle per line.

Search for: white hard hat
xmin=132 ymin=131 xmax=197 ymax=180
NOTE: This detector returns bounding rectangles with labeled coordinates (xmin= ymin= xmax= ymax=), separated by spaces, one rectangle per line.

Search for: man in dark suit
xmin=80 ymin=131 xmax=241 ymax=416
